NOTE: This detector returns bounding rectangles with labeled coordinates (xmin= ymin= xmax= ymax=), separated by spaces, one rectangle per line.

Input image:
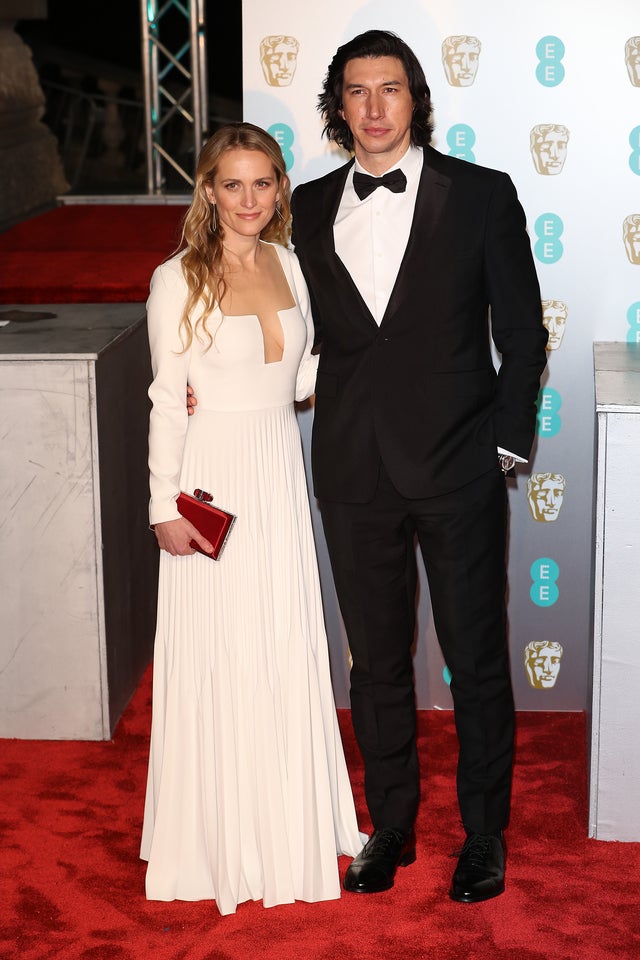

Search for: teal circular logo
xmin=536 ymin=36 xmax=565 ymax=87
xmin=534 ymin=213 xmax=564 ymax=264
xmin=629 ymin=127 xmax=640 ymax=176
xmin=536 ymin=387 xmax=562 ymax=437
xmin=446 ymin=124 xmax=476 ymax=162
xmin=530 ymin=557 xmax=560 ymax=607
xmin=267 ymin=123 xmax=294 ymax=171
xmin=627 ymin=301 xmax=640 ymax=344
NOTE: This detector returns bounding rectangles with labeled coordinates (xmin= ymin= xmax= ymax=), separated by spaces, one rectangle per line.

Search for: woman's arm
xmin=289 ymin=251 xmax=320 ymax=402
xmin=147 ymin=262 xmax=212 ymax=555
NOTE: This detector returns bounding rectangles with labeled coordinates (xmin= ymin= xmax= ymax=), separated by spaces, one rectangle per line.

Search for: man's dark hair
xmin=318 ymin=30 xmax=434 ymax=151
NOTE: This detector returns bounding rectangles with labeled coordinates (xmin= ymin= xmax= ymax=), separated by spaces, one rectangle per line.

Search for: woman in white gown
xmin=140 ymin=123 xmax=363 ymax=916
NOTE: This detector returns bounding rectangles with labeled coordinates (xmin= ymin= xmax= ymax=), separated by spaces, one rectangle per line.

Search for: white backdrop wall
xmin=242 ymin=0 xmax=640 ymax=710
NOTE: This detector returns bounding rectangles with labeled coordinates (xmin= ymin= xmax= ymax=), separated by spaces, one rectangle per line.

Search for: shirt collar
xmin=353 ymin=144 xmax=423 ymax=182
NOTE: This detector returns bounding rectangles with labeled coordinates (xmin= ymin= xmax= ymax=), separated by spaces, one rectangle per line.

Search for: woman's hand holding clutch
xmin=154 ymin=517 xmax=213 ymax=556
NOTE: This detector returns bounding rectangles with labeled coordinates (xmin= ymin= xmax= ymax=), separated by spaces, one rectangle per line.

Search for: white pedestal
xmin=590 ymin=342 xmax=640 ymax=840
xmin=0 ymin=304 xmax=157 ymax=739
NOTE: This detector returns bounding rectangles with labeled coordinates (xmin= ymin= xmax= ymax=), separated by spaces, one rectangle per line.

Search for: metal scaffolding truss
xmin=140 ymin=0 xmax=208 ymax=193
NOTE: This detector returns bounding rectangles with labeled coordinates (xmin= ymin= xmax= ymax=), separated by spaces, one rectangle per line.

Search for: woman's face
xmin=204 ymin=148 xmax=280 ymax=242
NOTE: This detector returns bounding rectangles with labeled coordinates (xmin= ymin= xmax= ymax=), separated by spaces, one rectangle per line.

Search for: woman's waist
xmin=191 ymin=396 xmax=295 ymax=415
xmin=189 ymin=377 xmax=297 ymax=411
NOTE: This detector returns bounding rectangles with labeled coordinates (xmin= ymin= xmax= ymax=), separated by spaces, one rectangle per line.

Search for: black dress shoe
xmin=449 ymin=831 xmax=506 ymax=903
xmin=343 ymin=827 xmax=416 ymax=893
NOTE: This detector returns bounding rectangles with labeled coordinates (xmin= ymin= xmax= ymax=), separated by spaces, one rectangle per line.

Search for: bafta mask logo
xmin=525 ymin=640 xmax=563 ymax=689
xmin=260 ymin=35 xmax=299 ymax=87
xmin=442 ymin=36 xmax=481 ymax=87
xmin=623 ymin=214 xmax=640 ymax=264
xmin=530 ymin=124 xmax=569 ymax=175
xmin=625 ymin=37 xmax=640 ymax=86
xmin=541 ymin=299 xmax=568 ymax=350
xmin=527 ymin=473 xmax=566 ymax=522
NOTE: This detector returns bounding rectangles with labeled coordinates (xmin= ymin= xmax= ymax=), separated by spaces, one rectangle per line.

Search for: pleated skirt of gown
xmin=140 ymin=402 xmax=363 ymax=915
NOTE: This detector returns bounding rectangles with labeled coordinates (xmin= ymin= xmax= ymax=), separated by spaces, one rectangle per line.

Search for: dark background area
xmin=16 ymin=0 xmax=243 ymax=194
xmin=17 ymin=0 xmax=243 ymax=101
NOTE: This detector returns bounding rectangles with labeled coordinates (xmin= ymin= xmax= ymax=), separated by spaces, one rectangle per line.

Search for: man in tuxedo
xmin=290 ymin=30 xmax=548 ymax=903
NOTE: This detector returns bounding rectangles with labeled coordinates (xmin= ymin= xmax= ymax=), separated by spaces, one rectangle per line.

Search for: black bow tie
xmin=352 ymin=168 xmax=407 ymax=201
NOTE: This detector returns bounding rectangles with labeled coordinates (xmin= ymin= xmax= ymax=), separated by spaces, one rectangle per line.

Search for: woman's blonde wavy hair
xmin=177 ymin=122 xmax=292 ymax=352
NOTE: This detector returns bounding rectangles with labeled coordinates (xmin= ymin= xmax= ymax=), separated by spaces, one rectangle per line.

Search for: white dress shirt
xmin=334 ymin=145 xmax=423 ymax=324
xmin=332 ymin=144 xmax=523 ymax=464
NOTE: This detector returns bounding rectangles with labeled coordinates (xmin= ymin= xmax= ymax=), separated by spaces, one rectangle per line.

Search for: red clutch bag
xmin=177 ymin=488 xmax=237 ymax=560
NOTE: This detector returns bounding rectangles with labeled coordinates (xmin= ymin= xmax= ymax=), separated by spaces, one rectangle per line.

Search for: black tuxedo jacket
xmin=291 ymin=146 xmax=548 ymax=503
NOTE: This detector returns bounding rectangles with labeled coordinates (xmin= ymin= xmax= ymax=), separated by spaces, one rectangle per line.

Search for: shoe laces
xmin=367 ymin=828 xmax=405 ymax=855
xmin=452 ymin=832 xmax=494 ymax=866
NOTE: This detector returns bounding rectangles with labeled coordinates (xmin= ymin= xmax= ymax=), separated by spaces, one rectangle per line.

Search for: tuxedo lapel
xmin=381 ymin=155 xmax=451 ymax=326
xmin=306 ymin=151 xmax=452 ymax=332
xmin=318 ymin=159 xmax=379 ymax=329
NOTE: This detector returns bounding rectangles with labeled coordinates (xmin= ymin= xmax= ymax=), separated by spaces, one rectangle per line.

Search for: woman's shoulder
xmin=266 ymin=241 xmax=303 ymax=279
xmin=150 ymin=249 xmax=187 ymax=288
xmin=265 ymin=241 xmax=296 ymax=263
xmin=264 ymin=242 xmax=309 ymax=310
xmin=268 ymin=241 xmax=305 ymax=280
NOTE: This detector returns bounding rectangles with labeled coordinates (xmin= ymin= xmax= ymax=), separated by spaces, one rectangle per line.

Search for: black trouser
xmin=320 ymin=461 xmax=514 ymax=836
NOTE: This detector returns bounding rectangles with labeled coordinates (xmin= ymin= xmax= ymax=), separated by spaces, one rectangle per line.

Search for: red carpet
xmin=1 ymin=668 xmax=639 ymax=960
xmin=0 ymin=204 xmax=187 ymax=303
xmin=1 ymin=204 xmax=639 ymax=957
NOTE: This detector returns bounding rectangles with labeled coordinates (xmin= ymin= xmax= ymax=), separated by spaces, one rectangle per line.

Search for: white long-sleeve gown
xmin=140 ymin=243 xmax=363 ymax=916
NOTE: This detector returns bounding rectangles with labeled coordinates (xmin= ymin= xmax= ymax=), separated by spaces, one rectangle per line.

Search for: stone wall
xmin=0 ymin=1 xmax=67 ymax=229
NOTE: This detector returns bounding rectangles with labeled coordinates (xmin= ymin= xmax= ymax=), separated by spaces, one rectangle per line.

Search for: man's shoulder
xmin=424 ymin=144 xmax=510 ymax=185
xmin=292 ymin=159 xmax=353 ymax=202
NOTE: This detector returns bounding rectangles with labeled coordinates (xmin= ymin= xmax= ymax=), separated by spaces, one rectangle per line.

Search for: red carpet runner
xmin=0 ymin=204 xmax=187 ymax=303
xmin=1 ymin=667 xmax=639 ymax=960
xmin=2 ymin=203 xmax=639 ymax=957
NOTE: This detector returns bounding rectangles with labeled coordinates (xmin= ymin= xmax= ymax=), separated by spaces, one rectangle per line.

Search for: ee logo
xmin=534 ymin=213 xmax=564 ymax=264
xmin=267 ymin=123 xmax=294 ymax=171
xmin=446 ymin=124 xmax=476 ymax=163
xmin=530 ymin=558 xmax=559 ymax=607
xmin=629 ymin=127 xmax=640 ymax=177
xmin=536 ymin=387 xmax=562 ymax=437
xmin=627 ymin=302 xmax=640 ymax=344
xmin=536 ymin=36 xmax=565 ymax=87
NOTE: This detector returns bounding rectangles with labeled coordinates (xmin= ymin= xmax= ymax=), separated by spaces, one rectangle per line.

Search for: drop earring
xmin=210 ymin=204 xmax=218 ymax=232
xmin=275 ymin=201 xmax=285 ymax=222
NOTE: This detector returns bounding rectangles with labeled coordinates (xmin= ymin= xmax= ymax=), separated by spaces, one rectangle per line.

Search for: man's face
xmin=444 ymin=40 xmax=480 ymax=86
xmin=339 ymin=56 xmax=414 ymax=173
xmin=262 ymin=40 xmax=297 ymax=86
xmin=533 ymin=128 xmax=568 ymax=175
